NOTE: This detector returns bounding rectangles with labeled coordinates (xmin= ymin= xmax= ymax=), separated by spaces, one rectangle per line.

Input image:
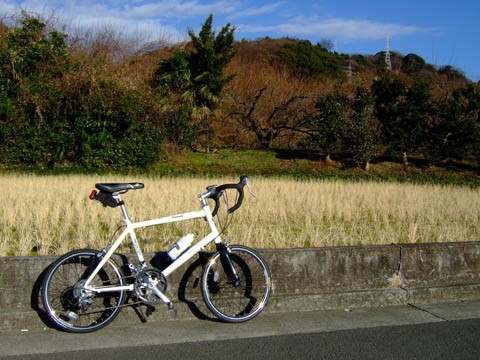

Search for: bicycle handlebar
xmin=90 ymin=176 xmax=250 ymax=216
xmin=206 ymin=175 xmax=248 ymax=216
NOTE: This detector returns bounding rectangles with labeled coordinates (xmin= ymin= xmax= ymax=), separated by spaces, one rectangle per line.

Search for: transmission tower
xmin=346 ymin=61 xmax=353 ymax=82
xmin=385 ymin=34 xmax=392 ymax=71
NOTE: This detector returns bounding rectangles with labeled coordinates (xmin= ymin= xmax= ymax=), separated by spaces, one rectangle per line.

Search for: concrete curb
xmin=1 ymin=242 xmax=480 ymax=331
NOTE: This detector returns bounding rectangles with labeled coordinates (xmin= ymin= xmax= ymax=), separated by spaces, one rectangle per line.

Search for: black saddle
xmin=95 ymin=182 xmax=145 ymax=194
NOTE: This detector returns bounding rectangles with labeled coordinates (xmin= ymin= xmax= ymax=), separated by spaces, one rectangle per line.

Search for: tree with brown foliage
xmin=221 ymin=53 xmax=319 ymax=149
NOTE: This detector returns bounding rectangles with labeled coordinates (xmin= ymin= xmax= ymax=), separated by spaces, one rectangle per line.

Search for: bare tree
xmin=221 ymin=57 xmax=319 ymax=148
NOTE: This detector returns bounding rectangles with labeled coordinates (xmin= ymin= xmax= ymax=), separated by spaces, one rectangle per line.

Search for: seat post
xmin=113 ymin=193 xmax=131 ymax=223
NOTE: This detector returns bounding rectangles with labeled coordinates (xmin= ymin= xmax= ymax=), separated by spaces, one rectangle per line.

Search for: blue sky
xmin=1 ymin=0 xmax=479 ymax=81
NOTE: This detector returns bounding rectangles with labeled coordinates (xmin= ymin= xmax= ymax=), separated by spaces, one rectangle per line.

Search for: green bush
xmin=278 ymin=40 xmax=345 ymax=79
xmin=0 ymin=13 xmax=164 ymax=170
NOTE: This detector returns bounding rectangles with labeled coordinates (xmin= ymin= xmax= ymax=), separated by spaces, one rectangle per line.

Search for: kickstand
xmin=132 ymin=303 xmax=156 ymax=323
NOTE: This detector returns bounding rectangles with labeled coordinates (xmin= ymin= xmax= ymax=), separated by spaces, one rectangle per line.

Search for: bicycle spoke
xmin=202 ymin=245 xmax=271 ymax=322
xmin=42 ymin=250 xmax=126 ymax=333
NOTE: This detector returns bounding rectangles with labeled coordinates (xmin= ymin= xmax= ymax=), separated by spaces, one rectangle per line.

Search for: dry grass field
xmin=1 ymin=174 xmax=480 ymax=256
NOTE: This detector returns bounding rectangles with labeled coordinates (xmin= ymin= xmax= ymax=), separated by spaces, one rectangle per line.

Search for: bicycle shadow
xmin=31 ymin=254 xmax=137 ymax=330
xmin=31 ymin=265 xmax=56 ymax=329
xmin=31 ymin=252 xmax=218 ymax=329
xmin=150 ymin=251 xmax=218 ymax=322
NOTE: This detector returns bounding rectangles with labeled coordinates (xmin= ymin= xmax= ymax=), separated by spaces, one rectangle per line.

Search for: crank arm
xmin=147 ymin=282 xmax=173 ymax=310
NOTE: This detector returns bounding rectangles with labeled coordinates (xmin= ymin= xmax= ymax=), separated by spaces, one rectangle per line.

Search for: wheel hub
xmin=72 ymin=279 xmax=94 ymax=310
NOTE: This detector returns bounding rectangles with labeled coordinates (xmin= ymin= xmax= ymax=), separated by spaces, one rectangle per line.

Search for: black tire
xmin=201 ymin=245 xmax=272 ymax=322
xmin=41 ymin=249 xmax=126 ymax=333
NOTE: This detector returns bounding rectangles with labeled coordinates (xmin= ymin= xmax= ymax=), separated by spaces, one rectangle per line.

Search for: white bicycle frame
xmin=83 ymin=188 xmax=221 ymax=306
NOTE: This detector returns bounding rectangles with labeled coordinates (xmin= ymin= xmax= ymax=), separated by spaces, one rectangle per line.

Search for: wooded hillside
xmin=1 ymin=13 xmax=478 ymax=171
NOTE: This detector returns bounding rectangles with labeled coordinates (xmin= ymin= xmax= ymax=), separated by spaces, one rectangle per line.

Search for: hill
xmin=0 ymin=13 xmax=478 ymax=179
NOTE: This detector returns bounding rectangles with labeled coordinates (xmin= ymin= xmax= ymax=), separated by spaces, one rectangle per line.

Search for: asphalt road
xmin=3 ymin=319 xmax=480 ymax=360
xmin=2 ymin=301 xmax=480 ymax=359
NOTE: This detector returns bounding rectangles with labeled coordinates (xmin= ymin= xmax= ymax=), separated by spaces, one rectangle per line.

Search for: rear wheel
xmin=41 ymin=249 xmax=126 ymax=333
xmin=201 ymin=245 xmax=271 ymax=322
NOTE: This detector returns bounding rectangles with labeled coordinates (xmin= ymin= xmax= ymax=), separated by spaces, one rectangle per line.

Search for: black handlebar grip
xmin=210 ymin=175 xmax=248 ymax=216
xmin=212 ymin=196 xmax=221 ymax=217
xmin=226 ymin=184 xmax=245 ymax=214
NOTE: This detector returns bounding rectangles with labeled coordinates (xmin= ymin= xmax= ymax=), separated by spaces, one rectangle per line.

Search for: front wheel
xmin=201 ymin=245 xmax=272 ymax=322
xmin=41 ymin=249 xmax=126 ymax=333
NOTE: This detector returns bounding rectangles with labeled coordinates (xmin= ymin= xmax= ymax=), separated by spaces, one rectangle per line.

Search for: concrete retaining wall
xmin=1 ymin=242 xmax=480 ymax=331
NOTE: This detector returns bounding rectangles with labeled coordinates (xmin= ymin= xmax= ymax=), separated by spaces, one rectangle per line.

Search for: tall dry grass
xmin=1 ymin=175 xmax=480 ymax=256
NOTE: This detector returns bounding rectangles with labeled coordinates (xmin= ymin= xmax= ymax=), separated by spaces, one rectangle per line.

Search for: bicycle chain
xmin=77 ymin=272 xmax=166 ymax=316
xmin=74 ymin=298 xmax=151 ymax=317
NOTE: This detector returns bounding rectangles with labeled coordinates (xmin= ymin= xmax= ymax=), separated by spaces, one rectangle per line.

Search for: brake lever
xmin=246 ymin=180 xmax=256 ymax=198
xmin=220 ymin=189 xmax=229 ymax=207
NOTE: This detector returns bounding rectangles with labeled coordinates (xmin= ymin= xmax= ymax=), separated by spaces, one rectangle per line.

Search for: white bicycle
xmin=41 ymin=176 xmax=272 ymax=333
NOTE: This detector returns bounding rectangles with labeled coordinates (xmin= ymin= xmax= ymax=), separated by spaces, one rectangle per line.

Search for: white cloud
xmin=228 ymin=2 xmax=285 ymax=19
xmin=238 ymin=16 xmax=430 ymax=41
xmin=1 ymin=0 xmax=246 ymax=41
xmin=0 ymin=0 xmax=21 ymax=15
xmin=1 ymin=0 xmax=194 ymax=42
xmin=1 ymin=1 xmax=432 ymax=45
xmin=126 ymin=0 xmax=236 ymax=19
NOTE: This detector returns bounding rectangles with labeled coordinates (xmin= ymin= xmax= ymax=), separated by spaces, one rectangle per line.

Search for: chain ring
xmin=134 ymin=268 xmax=167 ymax=303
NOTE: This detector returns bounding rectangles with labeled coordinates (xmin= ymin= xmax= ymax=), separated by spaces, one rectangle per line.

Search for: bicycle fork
xmin=217 ymin=243 xmax=241 ymax=287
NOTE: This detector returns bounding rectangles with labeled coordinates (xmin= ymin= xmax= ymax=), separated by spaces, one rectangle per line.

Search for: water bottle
xmin=168 ymin=233 xmax=194 ymax=260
